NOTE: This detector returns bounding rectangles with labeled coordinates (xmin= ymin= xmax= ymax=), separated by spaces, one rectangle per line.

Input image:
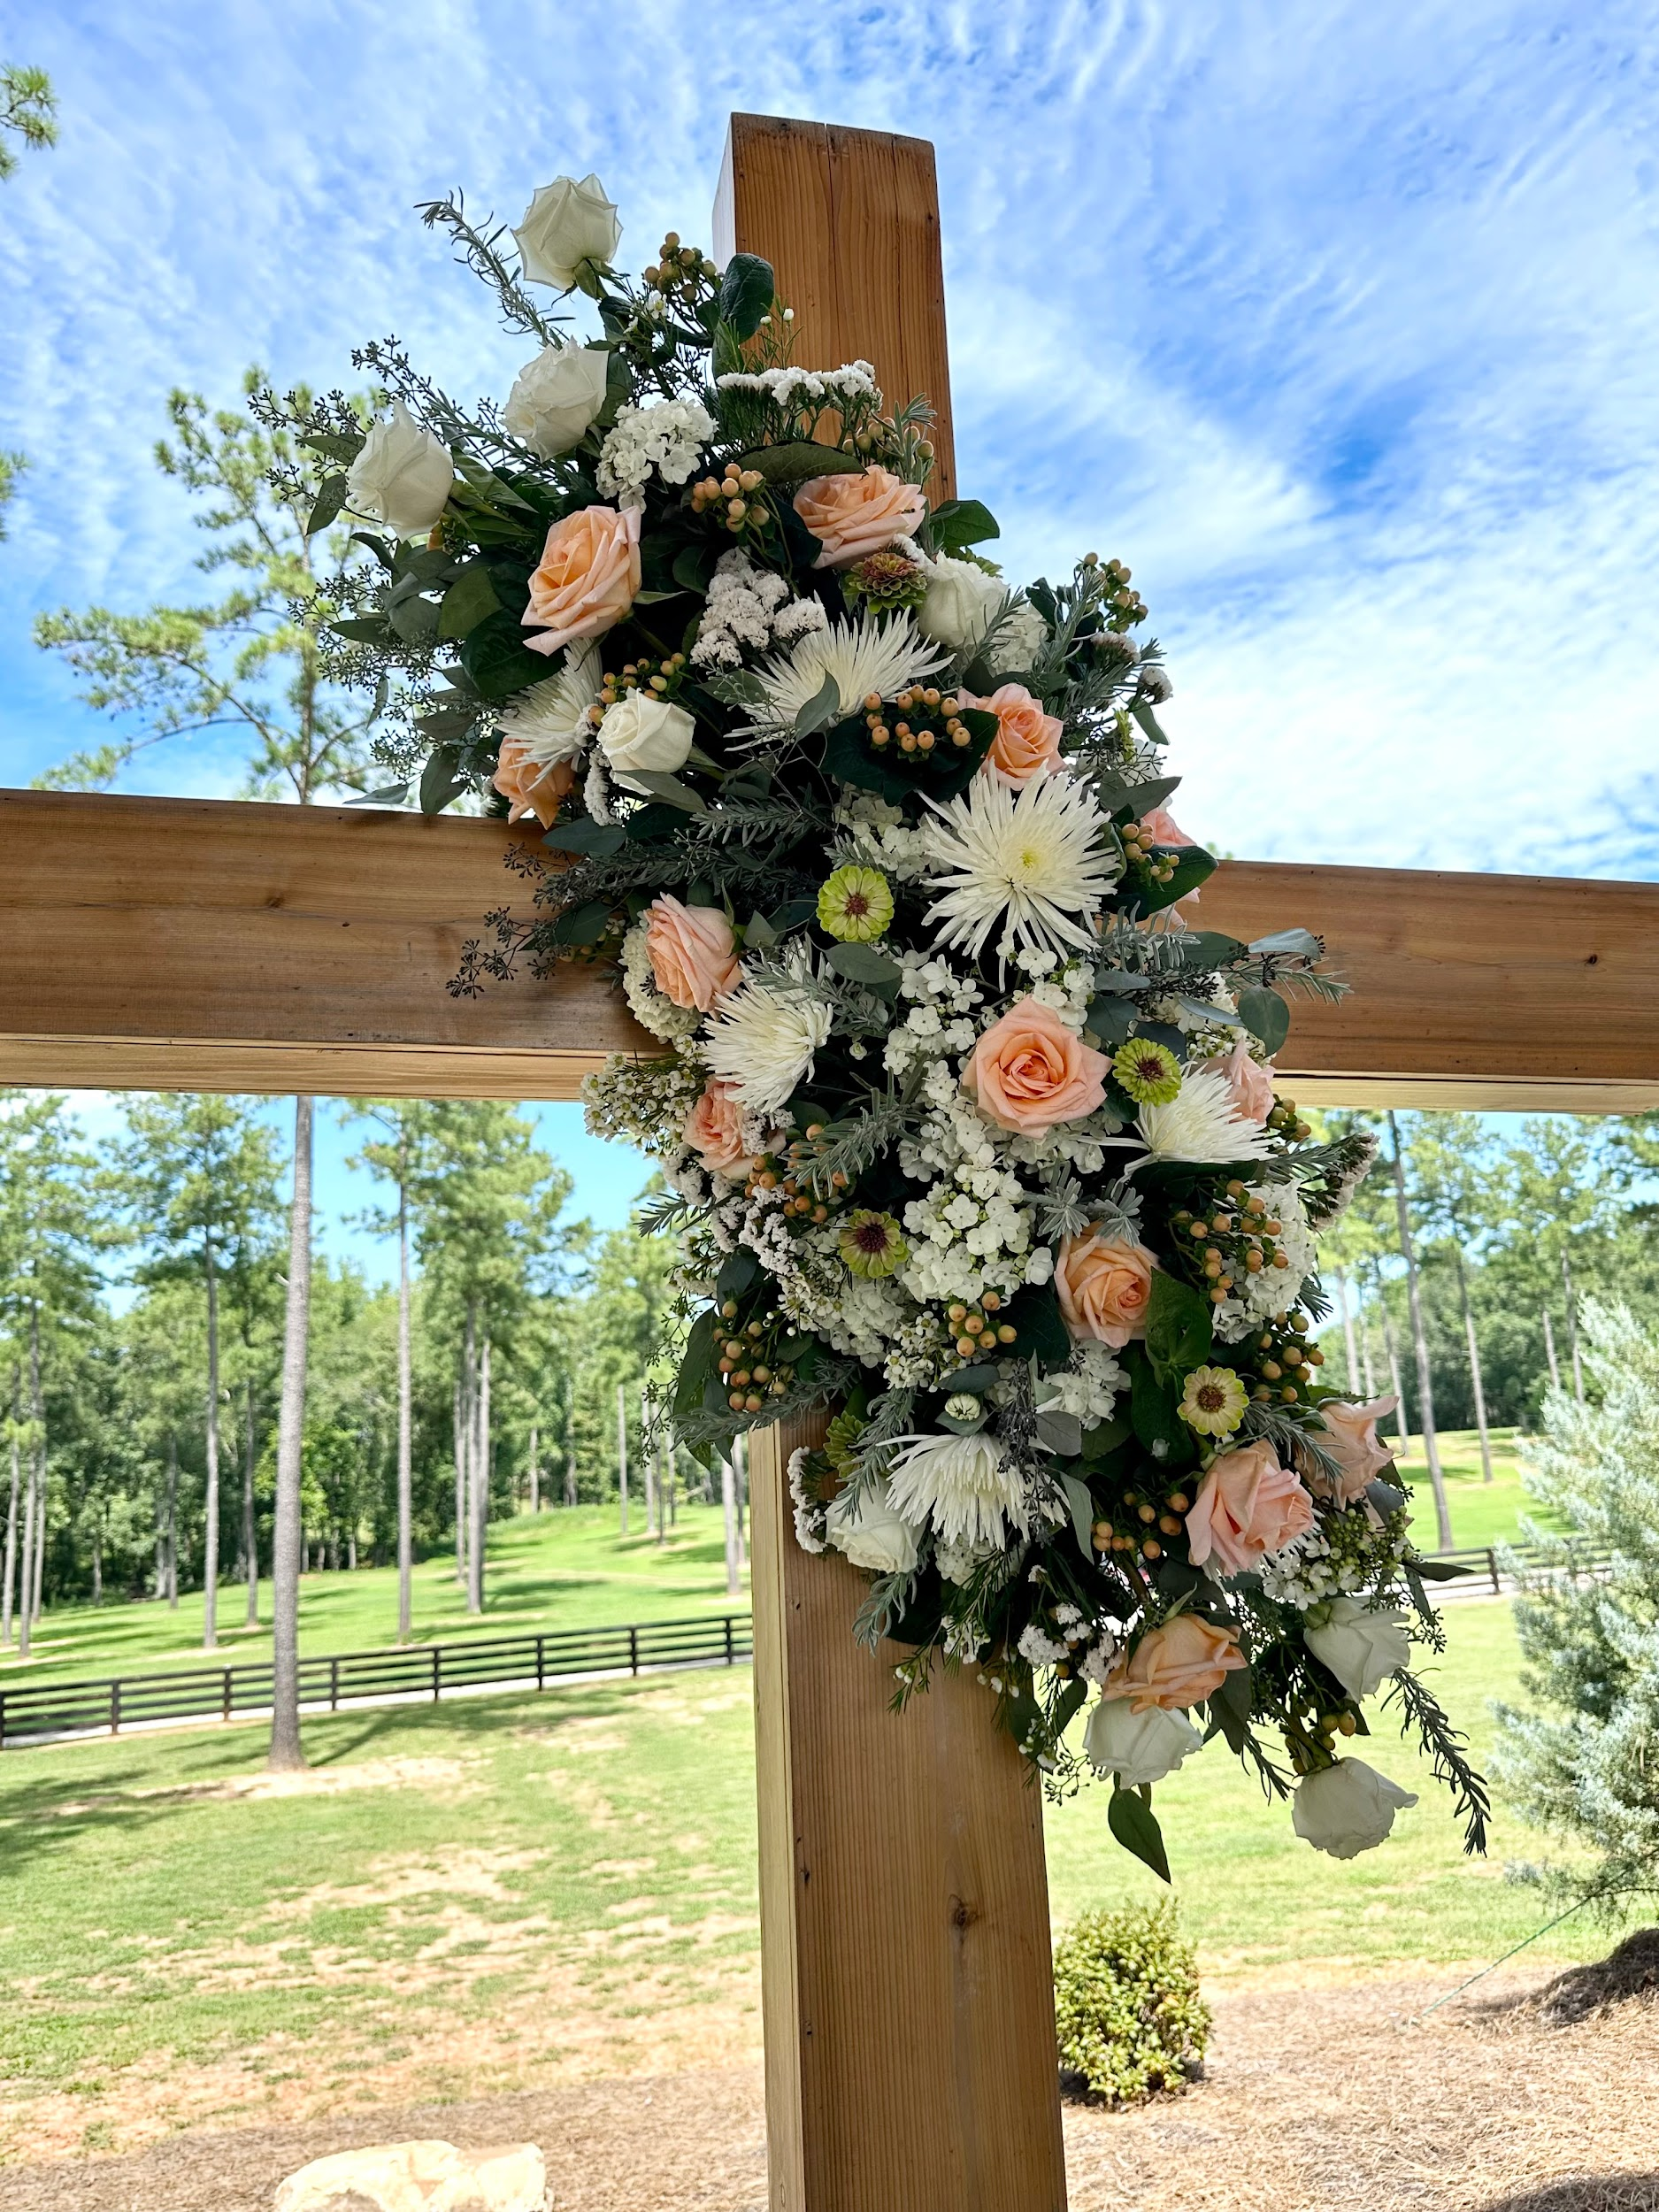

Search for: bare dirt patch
xmin=49 ymin=1755 xmax=476 ymax=1818
xmin=6 ymin=1962 xmax=1659 ymax=2210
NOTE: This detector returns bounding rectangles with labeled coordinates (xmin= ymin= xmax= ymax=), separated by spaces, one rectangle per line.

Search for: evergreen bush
xmin=1494 ymin=1300 xmax=1659 ymax=1914
xmin=1052 ymin=1902 xmax=1210 ymax=2104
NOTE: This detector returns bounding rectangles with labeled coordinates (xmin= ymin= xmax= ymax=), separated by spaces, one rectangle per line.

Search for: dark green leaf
xmin=623 ymin=771 xmax=706 ymax=813
xmin=674 ymin=1310 xmax=719 ymax=1419
xmin=1127 ymin=1347 xmax=1197 ymax=1470
xmin=1053 ymin=1678 xmax=1088 ymax=1738
xmin=1083 ymin=995 xmax=1138 ymax=1048
xmin=541 ymin=818 xmax=627 ymax=856
xmin=826 ymin=941 xmax=902 ymax=990
xmin=306 ymin=472 xmax=349 ymax=538
xmin=1177 ymin=931 xmax=1248 ymax=970
xmin=1001 ymin=1280 xmax=1071 ymax=1367
xmin=672 ymin=543 xmax=718 ymax=595
xmin=795 ymin=673 xmax=843 ymax=736
xmin=926 ymin=497 xmax=1001 ymax=554
xmin=1206 ymin=1662 xmax=1255 ymax=1753
xmin=330 ymin=614 xmax=393 ymax=645
xmin=948 ymin=1363 xmax=1002 ymax=1394
xmin=1409 ymin=1556 xmax=1476 ymax=1581
xmin=458 ymin=607 xmax=555 ymax=702
xmin=346 ymin=783 xmax=409 ymax=808
xmin=1237 ymin=985 xmax=1291 ymax=1055
xmin=1061 ymin=1473 xmax=1097 ymax=1564
xmin=1037 ymin=1409 xmax=1084 ymax=1457
xmin=739 ymin=440 xmax=863 ymax=486
xmin=1144 ymin=1271 xmax=1213 ymax=1385
xmin=436 ymin=563 xmax=503 ymax=641
xmin=1107 ymin=1786 xmax=1171 ymax=1883
xmin=388 ymin=591 xmax=442 ymax=645
xmin=419 ymin=749 xmax=468 ymax=816
xmin=718 ymin=251 xmax=775 ymax=339
xmin=717 ymin=1249 xmax=760 ymax=1304
xmin=1129 ymin=699 xmax=1170 ymax=749
xmin=549 ymin=897 xmax=615 ymax=947
xmin=1136 ymin=842 xmax=1217 ymax=916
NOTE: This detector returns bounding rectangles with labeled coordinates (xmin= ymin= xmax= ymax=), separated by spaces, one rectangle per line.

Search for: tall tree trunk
xmin=1386 ymin=1111 xmax=1451 ymax=1550
xmin=3 ymin=1363 xmax=19 ymax=1649
xmin=90 ymin=1513 xmax=103 ymax=1604
xmin=526 ymin=1423 xmax=539 ymax=1516
xmin=203 ymin=1235 xmax=220 ymax=1650
xmin=269 ymin=1094 xmax=314 ymax=1774
xmin=564 ymin=1378 xmax=576 ymax=1509
xmin=1334 ymin=1268 xmax=1360 ymax=1392
xmin=617 ymin=1383 xmax=629 ymax=1537
xmin=1359 ymin=1307 xmax=1379 ymax=1399
xmin=452 ymin=1373 xmax=467 ymax=1587
xmin=721 ymin=1452 xmax=740 ymax=1598
xmin=1453 ymin=1247 xmax=1494 ymax=1484
xmin=165 ymin=1432 xmax=179 ymax=1608
xmin=1561 ymin=1251 xmax=1585 ymax=1402
xmin=242 ymin=1380 xmax=259 ymax=1626
xmin=20 ymin=1302 xmax=46 ymax=1648
xmin=396 ymin=1162 xmax=413 ymax=1642
xmin=30 ymin=1467 xmax=45 ymax=1629
xmin=469 ymin=1332 xmax=489 ymax=1615
xmin=641 ymin=1386 xmax=657 ymax=1542
xmin=1542 ymin=1308 xmax=1561 ymax=1392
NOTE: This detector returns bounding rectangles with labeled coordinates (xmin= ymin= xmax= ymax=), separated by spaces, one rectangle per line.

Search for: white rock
xmin=273 ymin=2139 xmax=547 ymax=2212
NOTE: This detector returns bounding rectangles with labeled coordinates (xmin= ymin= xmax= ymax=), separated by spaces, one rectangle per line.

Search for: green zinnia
xmin=839 ymin=1210 xmax=909 ymax=1279
xmin=1112 ymin=1038 xmax=1183 ymax=1104
xmin=818 ymin=864 xmax=895 ymax=943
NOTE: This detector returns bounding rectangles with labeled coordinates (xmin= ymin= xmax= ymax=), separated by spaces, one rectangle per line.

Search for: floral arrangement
xmin=280 ymin=170 xmax=1488 ymax=1876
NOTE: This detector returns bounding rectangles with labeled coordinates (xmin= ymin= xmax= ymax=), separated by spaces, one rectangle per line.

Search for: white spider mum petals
xmin=920 ymin=772 xmax=1118 ymax=968
xmin=885 ymin=1430 xmax=1031 ymax=1548
xmin=703 ymin=965 xmax=832 ymax=1114
xmin=1138 ymin=1064 xmax=1277 ymax=1164
xmin=495 ymin=641 xmax=601 ymax=767
xmin=758 ymin=611 xmax=944 ymax=727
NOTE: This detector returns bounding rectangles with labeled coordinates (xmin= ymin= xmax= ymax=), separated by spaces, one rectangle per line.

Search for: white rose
xmin=1304 ymin=1597 xmax=1412 ymax=1700
xmin=916 ymin=555 xmax=1007 ymax=651
xmin=513 ymin=173 xmax=621 ymax=290
xmin=1292 ymin=1758 xmax=1418 ymax=1860
xmin=825 ymin=1480 xmax=923 ymax=1575
xmin=1083 ymin=1699 xmax=1203 ymax=1789
xmin=503 ymin=344 xmax=610 ymax=458
xmin=598 ymin=692 xmax=695 ymax=794
xmin=344 ymin=401 xmax=454 ymax=540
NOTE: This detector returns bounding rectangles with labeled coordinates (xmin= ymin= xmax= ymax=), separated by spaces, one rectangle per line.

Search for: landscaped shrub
xmin=1053 ymin=1902 xmax=1210 ymax=2105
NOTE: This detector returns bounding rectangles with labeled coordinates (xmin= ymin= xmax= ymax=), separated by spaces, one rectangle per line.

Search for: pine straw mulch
xmin=3 ymin=1955 xmax=1656 ymax=2212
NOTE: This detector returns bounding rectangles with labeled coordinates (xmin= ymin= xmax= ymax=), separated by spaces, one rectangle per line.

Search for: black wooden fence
xmin=0 ymin=1612 xmax=753 ymax=1750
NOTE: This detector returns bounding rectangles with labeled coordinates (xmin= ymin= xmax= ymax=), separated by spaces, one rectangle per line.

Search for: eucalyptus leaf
xmin=1249 ymin=927 xmax=1323 ymax=961
xmin=346 ymin=782 xmax=409 ymax=808
xmin=826 ymin=940 xmax=902 ymax=989
xmin=739 ymin=440 xmax=863 ymax=486
xmin=1061 ymin=1473 xmax=1097 ymax=1564
xmin=1237 ymin=984 xmax=1291 ymax=1055
xmin=1037 ymin=1409 xmax=1085 ymax=1458
xmin=718 ymin=251 xmax=775 ymax=339
xmin=743 ymin=910 xmax=778 ymax=950
xmin=436 ymin=561 xmax=501 ymax=641
xmin=419 ymin=749 xmax=468 ymax=816
xmin=795 ymin=673 xmax=843 ymax=735
xmin=541 ymin=818 xmax=627 ymax=856
xmin=306 ymin=472 xmax=348 ymax=538
xmin=623 ymin=771 xmax=706 ymax=813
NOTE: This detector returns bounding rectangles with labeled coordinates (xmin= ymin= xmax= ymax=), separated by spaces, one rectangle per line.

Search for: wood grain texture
xmin=749 ymin=1415 xmax=1068 ymax=2212
xmin=714 ymin=115 xmax=956 ymax=501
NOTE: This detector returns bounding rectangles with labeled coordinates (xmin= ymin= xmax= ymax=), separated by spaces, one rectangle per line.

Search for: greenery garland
xmin=270 ymin=167 xmax=1487 ymax=1877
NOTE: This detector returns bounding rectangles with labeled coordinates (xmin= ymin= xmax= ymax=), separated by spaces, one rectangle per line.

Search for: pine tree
xmin=1494 ymin=1300 xmax=1659 ymax=1912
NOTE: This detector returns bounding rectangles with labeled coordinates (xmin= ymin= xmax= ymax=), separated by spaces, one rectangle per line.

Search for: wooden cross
xmin=3 ymin=112 xmax=1657 ymax=2212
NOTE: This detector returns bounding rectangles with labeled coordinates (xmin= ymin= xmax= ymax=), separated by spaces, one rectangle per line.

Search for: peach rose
xmin=684 ymin=1079 xmax=752 ymax=1180
xmin=1142 ymin=806 xmax=1194 ymax=849
xmin=964 ymin=997 xmax=1110 ymax=1136
xmin=1215 ymin=1040 xmax=1276 ymax=1124
xmin=793 ymin=465 xmax=927 ymax=569
xmin=491 ymin=735 xmax=576 ymax=828
xmin=523 ymin=502 xmax=641 ymax=658
xmin=964 ymin=682 xmax=1065 ymax=787
xmin=1055 ymin=1228 xmax=1157 ymax=1348
xmin=1102 ymin=1614 xmax=1248 ymax=1713
xmin=1314 ymin=1395 xmax=1400 ymax=1503
xmin=1186 ymin=1440 xmax=1314 ymax=1578
xmin=643 ymin=895 xmax=742 ymax=1013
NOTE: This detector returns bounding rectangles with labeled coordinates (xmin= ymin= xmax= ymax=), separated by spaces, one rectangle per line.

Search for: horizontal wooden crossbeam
xmin=1 ymin=787 xmax=1655 ymax=1108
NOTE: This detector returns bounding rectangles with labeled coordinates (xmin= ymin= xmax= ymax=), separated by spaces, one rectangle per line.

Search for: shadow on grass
xmin=1477 ymin=2180 xmax=1659 ymax=2211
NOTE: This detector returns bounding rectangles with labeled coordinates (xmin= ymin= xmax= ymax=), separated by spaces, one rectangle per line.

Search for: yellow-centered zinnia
xmin=1179 ymin=1364 xmax=1249 ymax=1437
xmin=818 ymin=864 xmax=895 ymax=942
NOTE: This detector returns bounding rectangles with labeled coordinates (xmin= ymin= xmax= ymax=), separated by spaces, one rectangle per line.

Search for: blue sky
xmin=3 ymin=2 xmax=1657 ymax=1256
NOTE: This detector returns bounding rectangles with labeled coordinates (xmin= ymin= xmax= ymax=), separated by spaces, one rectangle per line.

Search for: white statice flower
xmin=1137 ymin=1063 xmax=1277 ymax=1165
xmin=1045 ymin=1343 xmax=1127 ymax=1425
xmin=824 ymin=1479 xmax=923 ymax=1574
xmin=886 ymin=1431 xmax=1031 ymax=1548
xmin=1078 ymin=1633 xmax=1123 ymax=1688
xmin=690 ymin=549 xmax=827 ymax=671
xmin=920 ymin=772 xmax=1118 ymax=970
xmin=704 ymin=953 xmax=833 ymax=1115
xmin=1292 ymin=1758 xmax=1417 ymax=1860
xmin=620 ymin=916 xmax=700 ymax=1043
xmin=495 ymin=641 xmax=602 ymax=769
xmin=715 ymin=361 xmax=879 ymax=409
xmin=1018 ymin=1622 xmax=1070 ymax=1668
xmin=503 ymin=343 xmax=610 ymax=457
xmin=757 ymin=611 xmax=943 ymax=726
xmin=596 ymin=396 xmax=715 ymax=503
xmin=1212 ymin=1179 xmax=1318 ymax=1340
xmin=787 ymin=1446 xmax=826 ymax=1555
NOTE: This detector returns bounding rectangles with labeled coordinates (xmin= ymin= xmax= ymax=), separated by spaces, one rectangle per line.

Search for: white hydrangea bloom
xmin=1045 ymin=1344 xmax=1127 ymax=1424
xmin=596 ymin=396 xmax=714 ymax=502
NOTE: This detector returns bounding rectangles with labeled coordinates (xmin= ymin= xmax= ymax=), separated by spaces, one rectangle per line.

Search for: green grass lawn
xmin=0 ymin=1596 xmax=1622 ymax=2159
xmin=0 ymin=1505 xmax=749 ymax=1691
xmin=1392 ymin=1426 xmax=1562 ymax=1552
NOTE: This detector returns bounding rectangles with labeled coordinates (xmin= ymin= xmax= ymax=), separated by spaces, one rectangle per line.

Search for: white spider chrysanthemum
xmin=1137 ymin=1063 xmax=1276 ymax=1164
xmin=703 ymin=957 xmax=833 ymax=1114
xmin=886 ymin=1430 xmax=1031 ymax=1548
xmin=495 ymin=641 xmax=602 ymax=766
xmin=919 ymin=772 xmax=1118 ymax=968
xmin=757 ymin=611 xmax=944 ymax=726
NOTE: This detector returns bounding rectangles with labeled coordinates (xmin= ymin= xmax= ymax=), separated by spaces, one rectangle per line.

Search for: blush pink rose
xmin=1056 ymin=1229 xmax=1157 ymax=1348
xmin=1215 ymin=1040 xmax=1276 ymax=1124
xmin=491 ymin=736 xmax=576 ymax=828
xmin=684 ymin=1080 xmax=753 ymax=1180
xmin=963 ymin=682 xmax=1065 ymax=787
xmin=643 ymin=895 xmax=742 ymax=1013
xmin=793 ymin=465 xmax=927 ymax=569
xmin=1186 ymin=1440 xmax=1315 ymax=1577
xmin=1142 ymin=806 xmax=1194 ymax=849
xmin=1102 ymin=1615 xmax=1248 ymax=1713
xmin=523 ymin=502 xmax=641 ymax=657
xmin=964 ymin=997 xmax=1110 ymax=1136
xmin=1314 ymin=1395 xmax=1400 ymax=1502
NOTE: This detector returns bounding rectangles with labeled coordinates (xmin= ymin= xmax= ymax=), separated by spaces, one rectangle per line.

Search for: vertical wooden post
xmin=720 ymin=116 xmax=1065 ymax=2212
xmin=749 ymin=1418 xmax=1067 ymax=2212
xmin=714 ymin=115 xmax=957 ymax=503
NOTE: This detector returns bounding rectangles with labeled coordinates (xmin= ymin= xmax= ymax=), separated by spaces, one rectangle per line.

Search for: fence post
xmin=725 ymin=1616 xmax=735 ymax=1666
xmin=330 ymin=1656 xmax=340 ymax=1713
xmin=628 ymin=1624 xmax=640 ymax=1676
xmin=1488 ymin=1547 xmax=1500 ymax=1596
xmin=223 ymin=1668 xmax=233 ymax=1723
xmin=536 ymin=1634 xmax=545 ymax=1692
xmin=432 ymin=1646 xmax=441 ymax=1703
xmin=111 ymin=1679 xmax=120 ymax=1738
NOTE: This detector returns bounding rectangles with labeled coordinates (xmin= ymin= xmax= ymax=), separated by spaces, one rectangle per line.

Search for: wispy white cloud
xmin=1 ymin=0 xmax=1655 ymax=875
